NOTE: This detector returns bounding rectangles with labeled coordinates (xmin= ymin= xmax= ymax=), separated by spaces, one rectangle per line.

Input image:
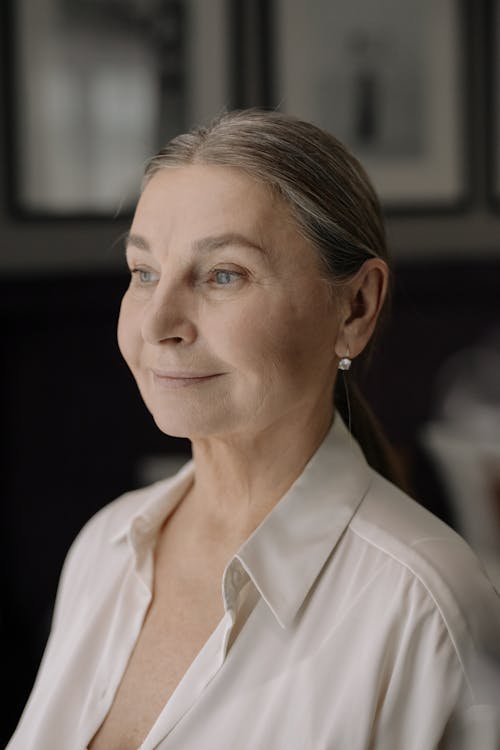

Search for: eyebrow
xmin=124 ymin=232 xmax=266 ymax=256
xmin=125 ymin=232 xmax=151 ymax=252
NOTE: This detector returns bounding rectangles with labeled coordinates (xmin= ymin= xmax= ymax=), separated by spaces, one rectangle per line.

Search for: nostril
xmin=141 ymin=301 xmax=197 ymax=345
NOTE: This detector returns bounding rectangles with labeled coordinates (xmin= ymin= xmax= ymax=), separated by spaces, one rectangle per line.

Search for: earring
xmin=338 ymin=356 xmax=352 ymax=371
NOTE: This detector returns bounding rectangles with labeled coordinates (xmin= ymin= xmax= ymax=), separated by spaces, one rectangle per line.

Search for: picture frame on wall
xmin=5 ymin=0 xmax=186 ymax=218
xmin=488 ymin=0 xmax=500 ymax=210
xmin=270 ymin=0 xmax=468 ymax=213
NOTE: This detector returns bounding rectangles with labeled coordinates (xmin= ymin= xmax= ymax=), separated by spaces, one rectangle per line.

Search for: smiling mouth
xmin=151 ymin=370 xmax=224 ymax=389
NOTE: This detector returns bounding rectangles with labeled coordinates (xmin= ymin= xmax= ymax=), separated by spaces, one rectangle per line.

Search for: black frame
xmin=229 ymin=0 xmax=274 ymax=109
xmin=486 ymin=0 xmax=500 ymax=210
xmin=3 ymin=0 xmax=186 ymax=221
xmin=231 ymin=0 xmax=472 ymax=215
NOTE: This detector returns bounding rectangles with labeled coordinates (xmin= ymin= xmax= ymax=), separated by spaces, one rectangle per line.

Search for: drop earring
xmin=338 ymin=355 xmax=352 ymax=371
xmin=337 ymin=349 xmax=352 ymax=433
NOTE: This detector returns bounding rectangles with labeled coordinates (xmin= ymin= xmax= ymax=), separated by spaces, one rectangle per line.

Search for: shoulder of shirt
xmin=349 ymin=468 xmax=500 ymax=653
xmin=59 ymin=471 xmax=186 ymax=576
xmin=81 ymin=472 xmax=184 ymax=541
xmin=47 ymin=469 xmax=190 ymax=632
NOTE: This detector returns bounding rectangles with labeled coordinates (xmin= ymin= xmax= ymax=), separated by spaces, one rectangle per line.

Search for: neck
xmin=184 ymin=405 xmax=334 ymax=545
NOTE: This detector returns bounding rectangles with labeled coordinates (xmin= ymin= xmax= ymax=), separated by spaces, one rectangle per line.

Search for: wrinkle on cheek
xmin=244 ymin=357 xmax=284 ymax=422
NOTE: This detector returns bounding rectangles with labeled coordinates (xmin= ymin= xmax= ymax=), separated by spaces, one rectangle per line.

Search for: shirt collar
xmin=110 ymin=459 xmax=195 ymax=547
xmin=234 ymin=415 xmax=372 ymax=629
xmin=110 ymin=415 xmax=372 ymax=629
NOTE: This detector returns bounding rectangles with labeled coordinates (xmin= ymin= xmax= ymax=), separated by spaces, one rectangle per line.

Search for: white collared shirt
xmin=8 ymin=417 xmax=500 ymax=749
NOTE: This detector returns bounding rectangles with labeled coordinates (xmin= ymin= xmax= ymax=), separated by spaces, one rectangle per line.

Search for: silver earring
xmin=338 ymin=356 xmax=352 ymax=371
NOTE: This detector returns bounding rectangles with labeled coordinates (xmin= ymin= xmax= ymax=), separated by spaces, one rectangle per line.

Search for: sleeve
xmin=439 ymin=647 xmax=500 ymax=750
xmin=372 ymin=600 xmax=500 ymax=750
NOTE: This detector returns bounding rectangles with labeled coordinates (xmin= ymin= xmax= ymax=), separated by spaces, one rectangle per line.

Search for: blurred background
xmin=1 ymin=0 xmax=499 ymax=743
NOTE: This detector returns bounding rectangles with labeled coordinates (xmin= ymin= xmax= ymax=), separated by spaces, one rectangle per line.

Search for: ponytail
xmin=334 ymin=376 xmax=409 ymax=494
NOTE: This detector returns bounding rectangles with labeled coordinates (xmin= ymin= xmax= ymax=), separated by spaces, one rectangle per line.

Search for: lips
xmin=151 ymin=369 xmax=223 ymax=389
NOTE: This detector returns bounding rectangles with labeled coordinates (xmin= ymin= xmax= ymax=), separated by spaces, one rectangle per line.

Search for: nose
xmin=141 ymin=278 xmax=197 ymax=346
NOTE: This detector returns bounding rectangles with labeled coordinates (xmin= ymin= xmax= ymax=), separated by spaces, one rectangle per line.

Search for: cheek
xmin=117 ymin=294 xmax=141 ymax=369
xmin=269 ymin=302 xmax=338 ymax=387
xmin=215 ymin=296 xmax=336 ymax=381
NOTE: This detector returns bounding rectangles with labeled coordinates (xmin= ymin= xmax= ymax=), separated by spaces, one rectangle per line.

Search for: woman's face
xmin=118 ymin=164 xmax=341 ymax=440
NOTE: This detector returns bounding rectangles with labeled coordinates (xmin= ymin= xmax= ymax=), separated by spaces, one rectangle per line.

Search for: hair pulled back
xmin=143 ymin=109 xmax=404 ymax=489
xmin=145 ymin=108 xmax=386 ymax=280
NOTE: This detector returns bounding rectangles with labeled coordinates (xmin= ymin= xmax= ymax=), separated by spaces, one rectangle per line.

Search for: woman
xmin=8 ymin=110 xmax=500 ymax=749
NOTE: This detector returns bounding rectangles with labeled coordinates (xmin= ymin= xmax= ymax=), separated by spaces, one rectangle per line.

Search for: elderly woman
xmin=8 ymin=110 xmax=500 ymax=750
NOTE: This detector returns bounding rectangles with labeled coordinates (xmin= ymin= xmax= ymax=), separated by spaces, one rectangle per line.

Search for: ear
xmin=334 ymin=259 xmax=389 ymax=360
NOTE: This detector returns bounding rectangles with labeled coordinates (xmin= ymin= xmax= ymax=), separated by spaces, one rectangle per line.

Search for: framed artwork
xmin=488 ymin=0 xmax=500 ymax=209
xmin=270 ymin=0 xmax=468 ymax=212
xmin=5 ymin=0 xmax=186 ymax=218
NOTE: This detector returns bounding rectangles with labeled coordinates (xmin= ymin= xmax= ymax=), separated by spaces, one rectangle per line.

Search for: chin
xmin=147 ymin=401 xmax=238 ymax=440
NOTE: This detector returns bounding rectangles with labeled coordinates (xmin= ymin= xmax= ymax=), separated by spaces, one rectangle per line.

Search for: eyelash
xmin=210 ymin=269 xmax=243 ymax=286
xmin=129 ymin=267 xmax=245 ymax=288
xmin=131 ymin=268 xmax=158 ymax=285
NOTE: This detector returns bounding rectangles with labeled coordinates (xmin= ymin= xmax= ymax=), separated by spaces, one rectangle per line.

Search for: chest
xmin=88 ymin=528 xmax=227 ymax=750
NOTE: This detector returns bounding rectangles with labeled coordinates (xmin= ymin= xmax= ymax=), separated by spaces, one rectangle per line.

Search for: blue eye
xmin=131 ymin=268 xmax=158 ymax=284
xmin=213 ymin=270 xmax=241 ymax=285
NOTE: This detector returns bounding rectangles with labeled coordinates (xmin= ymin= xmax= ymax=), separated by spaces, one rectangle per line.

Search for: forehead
xmin=132 ymin=164 xmax=293 ymax=242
